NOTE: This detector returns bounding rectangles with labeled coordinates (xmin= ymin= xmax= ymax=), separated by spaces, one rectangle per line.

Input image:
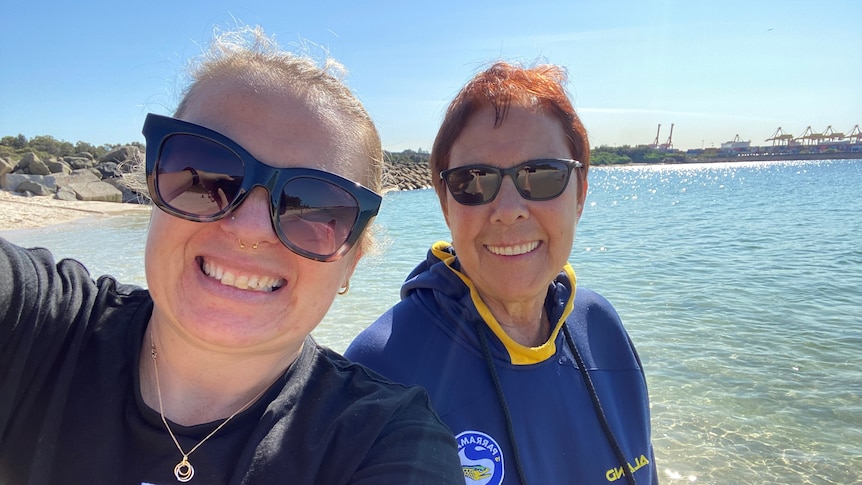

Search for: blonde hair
xmin=175 ymin=25 xmax=383 ymax=193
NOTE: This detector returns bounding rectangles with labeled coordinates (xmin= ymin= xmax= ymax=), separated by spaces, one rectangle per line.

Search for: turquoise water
xmin=3 ymin=159 xmax=860 ymax=484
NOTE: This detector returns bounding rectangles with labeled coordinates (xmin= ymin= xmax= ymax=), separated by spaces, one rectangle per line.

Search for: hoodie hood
xmin=401 ymin=241 xmax=577 ymax=365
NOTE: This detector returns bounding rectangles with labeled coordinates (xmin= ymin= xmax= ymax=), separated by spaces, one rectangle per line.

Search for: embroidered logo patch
xmin=456 ymin=430 xmax=504 ymax=484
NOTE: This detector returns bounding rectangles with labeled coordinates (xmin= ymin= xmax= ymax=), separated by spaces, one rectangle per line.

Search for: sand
xmin=0 ymin=190 xmax=152 ymax=231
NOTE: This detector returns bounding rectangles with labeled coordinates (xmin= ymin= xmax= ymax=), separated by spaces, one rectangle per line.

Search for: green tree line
xmin=2 ymin=132 xmax=693 ymax=166
xmin=0 ymin=134 xmax=144 ymax=162
xmin=385 ymin=146 xmax=692 ymax=166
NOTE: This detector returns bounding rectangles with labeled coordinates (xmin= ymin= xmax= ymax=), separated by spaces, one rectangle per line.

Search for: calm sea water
xmin=3 ymin=159 xmax=860 ymax=484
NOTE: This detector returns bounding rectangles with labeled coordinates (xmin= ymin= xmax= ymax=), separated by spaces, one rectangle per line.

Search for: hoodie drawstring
xmin=477 ymin=323 xmax=637 ymax=485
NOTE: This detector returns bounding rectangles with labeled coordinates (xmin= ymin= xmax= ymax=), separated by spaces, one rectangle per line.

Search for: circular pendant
xmin=174 ymin=457 xmax=195 ymax=482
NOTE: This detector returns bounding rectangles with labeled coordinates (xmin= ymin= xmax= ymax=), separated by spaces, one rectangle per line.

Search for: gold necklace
xmin=150 ymin=336 xmax=268 ymax=482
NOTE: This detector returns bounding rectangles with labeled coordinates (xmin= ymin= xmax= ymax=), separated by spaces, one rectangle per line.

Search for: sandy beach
xmin=0 ymin=190 xmax=151 ymax=231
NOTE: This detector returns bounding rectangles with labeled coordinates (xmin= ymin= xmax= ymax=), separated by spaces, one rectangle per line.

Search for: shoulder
xmin=262 ymin=341 xmax=464 ymax=483
xmin=1 ymin=237 xmax=148 ymax=333
xmin=571 ymin=287 xmax=625 ymax=333
xmin=345 ymin=299 xmax=436 ymax=372
xmin=345 ymin=306 xmax=397 ymax=359
xmin=309 ymin=340 xmax=436 ymax=412
xmin=567 ymin=287 xmax=642 ymax=370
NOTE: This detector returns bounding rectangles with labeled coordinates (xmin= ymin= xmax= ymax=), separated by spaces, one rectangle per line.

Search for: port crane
xmin=651 ymin=123 xmax=674 ymax=149
xmin=766 ymin=127 xmax=794 ymax=146
xmin=661 ymin=123 xmax=674 ymax=149
xmin=652 ymin=124 xmax=662 ymax=148
xmin=821 ymin=126 xmax=845 ymax=142
xmin=795 ymin=126 xmax=826 ymax=146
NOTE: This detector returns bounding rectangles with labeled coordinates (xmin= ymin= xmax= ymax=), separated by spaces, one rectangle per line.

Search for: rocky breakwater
xmin=0 ymin=146 xmax=142 ymax=203
xmin=383 ymin=158 xmax=432 ymax=191
xmin=0 ymin=147 xmax=434 ymax=207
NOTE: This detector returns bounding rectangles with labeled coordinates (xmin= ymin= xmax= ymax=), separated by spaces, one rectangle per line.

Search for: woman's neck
xmin=493 ymin=305 xmax=551 ymax=347
xmin=139 ymin=322 xmax=299 ymax=425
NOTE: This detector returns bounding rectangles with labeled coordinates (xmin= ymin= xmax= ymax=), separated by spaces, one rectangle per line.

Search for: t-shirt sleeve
xmin=0 ymin=238 xmax=101 ymax=434
xmin=349 ymin=386 xmax=464 ymax=485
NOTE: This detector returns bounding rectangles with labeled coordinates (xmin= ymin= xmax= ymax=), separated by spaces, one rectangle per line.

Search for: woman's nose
xmin=223 ymin=187 xmax=280 ymax=245
xmin=490 ymin=176 xmax=529 ymax=224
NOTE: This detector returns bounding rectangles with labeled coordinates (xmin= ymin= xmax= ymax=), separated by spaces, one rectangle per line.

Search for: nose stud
xmin=239 ymin=239 xmax=259 ymax=250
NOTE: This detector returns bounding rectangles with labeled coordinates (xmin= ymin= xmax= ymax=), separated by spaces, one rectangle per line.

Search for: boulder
xmin=99 ymin=146 xmax=141 ymax=164
xmin=55 ymin=187 xmax=79 ymax=201
xmin=96 ymin=161 xmax=120 ymax=179
xmin=2 ymin=173 xmax=55 ymax=192
xmin=14 ymin=152 xmax=52 ymax=175
xmin=46 ymin=159 xmax=72 ymax=175
xmin=0 ymin=157 xmax=14 ymax=178
xmin=17 ymin=152 xmax=41 ymax=168
xmin=69 ymin=181 xmax=123 ymax=202
xmin=27 ymin=159 xmax=51 ymax=175
xmin=52 ymin=169 xmax=101 ymax=190
xmin=103 ymin=176 xmax=145 ymax=203
xmin=15 ymin=180 xmax=50 ymax=196
xmin=64 ymin=156 xmax=94 ymax=170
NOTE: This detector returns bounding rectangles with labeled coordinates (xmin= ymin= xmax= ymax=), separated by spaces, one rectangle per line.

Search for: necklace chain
xmin=150 ymin=335 xmax=268 ymax=482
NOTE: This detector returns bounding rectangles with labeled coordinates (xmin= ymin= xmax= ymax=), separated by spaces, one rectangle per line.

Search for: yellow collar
xmin=432 ymin=241 xmax=577 ymax=365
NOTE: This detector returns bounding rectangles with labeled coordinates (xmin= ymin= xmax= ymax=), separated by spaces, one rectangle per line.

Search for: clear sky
xmin=2 ymin=0 xmax=860 ymax=152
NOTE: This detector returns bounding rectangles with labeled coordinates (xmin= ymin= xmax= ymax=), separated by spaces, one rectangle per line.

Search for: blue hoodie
xmin=346 ymin=242 xmax=658 ymax=485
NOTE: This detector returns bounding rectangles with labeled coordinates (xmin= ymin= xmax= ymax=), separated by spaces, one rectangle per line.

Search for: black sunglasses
xmin=143 ymin=113 xmax=381 ymax=262
xmin=440 ymin=158 xmax=583 ymax=206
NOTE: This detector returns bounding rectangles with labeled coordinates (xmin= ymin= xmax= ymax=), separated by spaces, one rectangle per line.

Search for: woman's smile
xmin=200 ymin=258 xmax=285 ymax=292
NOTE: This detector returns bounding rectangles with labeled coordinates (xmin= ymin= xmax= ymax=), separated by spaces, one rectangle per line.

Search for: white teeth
xmin=202 ymin=260 xmax=284 ymax=292
xmin=221 ymin=271 xmax=236 ymax=286
xmin=487 ymin=241 xmax=539 ymax=256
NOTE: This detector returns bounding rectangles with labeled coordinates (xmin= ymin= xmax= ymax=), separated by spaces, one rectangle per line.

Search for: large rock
xmin=15 ymin=180 xmax=50 ymax=196
xmin=99 ymin=146 xmax=141 ymax=164
xmin=96 ymin=161 xmax=120 ymax=178
xmin=46 ymin=159 xmax=72 ymax=175
xmin=27 ymin=159 xmax=51 ymax=175
xmin=55 ymin=187 xmax=79 ymax=201
xmin=2 ymin=173 xmax=55 ymax=191
xmin=64 ymin=156 xmax=94 ymax=170
xmin=0 ymin=157 xmax=14 ymax=179
xmin=103 ymin=176 xmax=144 ymax=203
xmin=1 ymin=170 xmax=101 ymax=193
xmin=52 ymin=169 xmax=101 ymax=189
xmin=69 ymin=181 xmax=123 ymax=202
xmin=16 ymin=152 xmax=41 ymax=171
xmin=15 ymin=153 xmax=52 ymax=175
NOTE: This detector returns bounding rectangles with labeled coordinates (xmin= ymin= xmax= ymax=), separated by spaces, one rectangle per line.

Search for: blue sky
xmin=2 ymin=0 xmax=860 ymax=152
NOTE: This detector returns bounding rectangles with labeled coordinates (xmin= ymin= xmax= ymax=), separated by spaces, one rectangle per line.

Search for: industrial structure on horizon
xmin=649 ymin=123 xmax=862 ymax=159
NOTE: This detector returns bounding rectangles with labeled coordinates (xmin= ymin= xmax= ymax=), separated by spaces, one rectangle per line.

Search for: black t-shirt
xmin=0 ymin=238 xmax=463 ymax=484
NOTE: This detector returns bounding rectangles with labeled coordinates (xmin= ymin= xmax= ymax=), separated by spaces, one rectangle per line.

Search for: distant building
xmin=720 ymin=135 xmax=750 ymax=151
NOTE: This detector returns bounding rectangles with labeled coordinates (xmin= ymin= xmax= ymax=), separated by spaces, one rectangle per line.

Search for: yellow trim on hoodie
xmin=431 ymin=241 xmax=577 ymax=365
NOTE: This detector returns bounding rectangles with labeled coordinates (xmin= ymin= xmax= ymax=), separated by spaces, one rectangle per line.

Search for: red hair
xmin=430 ymin=61 xmax=589 ymax=204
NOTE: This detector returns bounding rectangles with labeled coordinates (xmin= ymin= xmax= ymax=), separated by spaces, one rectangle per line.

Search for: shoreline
xmin=0 ymin=190 xmax=151 ymax=232
xmin=2 ymin=155 xmax=857 ymax=232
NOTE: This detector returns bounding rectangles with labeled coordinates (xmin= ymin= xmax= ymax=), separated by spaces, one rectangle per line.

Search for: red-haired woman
xmin=347 ymin=62 xmax=658 ymax=485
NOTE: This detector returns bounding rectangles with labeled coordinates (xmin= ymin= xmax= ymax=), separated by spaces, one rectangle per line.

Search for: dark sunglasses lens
xmin=155 ymin=134 xmax=244 ymax=217
xmin=279 ymin=178 xmax=360 ymax=257
xmin=447 ymin=167 xmax=500 ymax=205
xmin=516 ymin=160 xmax=571 ymax=199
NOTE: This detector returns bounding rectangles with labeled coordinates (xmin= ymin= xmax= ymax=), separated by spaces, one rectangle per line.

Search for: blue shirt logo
xmin=456 ymin=430 xmax=504 ymax=485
